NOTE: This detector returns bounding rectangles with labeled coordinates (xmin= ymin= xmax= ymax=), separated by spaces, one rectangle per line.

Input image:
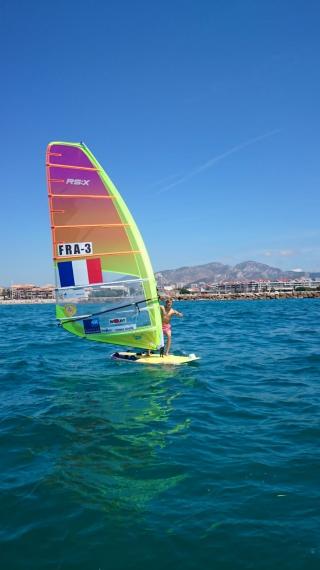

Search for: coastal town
xmin=1 ymin=276 xmax=320 ymax=304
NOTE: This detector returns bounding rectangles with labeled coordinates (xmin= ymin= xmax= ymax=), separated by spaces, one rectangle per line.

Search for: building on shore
xmin=158 ymin=278 xmax=320 ymax=296
xmin=1 ymin=277 xmax=319 ymax=302
xmin=0 ymin=284 xmax=55 ymax=301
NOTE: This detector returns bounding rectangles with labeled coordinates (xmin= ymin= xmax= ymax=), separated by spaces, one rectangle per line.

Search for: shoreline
xmin=0 ymin=299 xmax=55 ymax=305
xmin=174 ymin=290 xmax=320 ymax=301
xmin=0 ymin=291 xmax=319 ymax=305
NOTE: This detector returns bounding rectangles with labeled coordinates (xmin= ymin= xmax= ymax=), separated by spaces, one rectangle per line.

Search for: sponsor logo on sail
xmin=66 ymin=179 xmax=90 ymax=186
xmin=109 ymin=318 xmax=127 ymax=325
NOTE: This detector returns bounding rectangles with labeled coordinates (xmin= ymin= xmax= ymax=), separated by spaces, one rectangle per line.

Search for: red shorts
xmin=162 ymin=323 xmax=171 ymax=334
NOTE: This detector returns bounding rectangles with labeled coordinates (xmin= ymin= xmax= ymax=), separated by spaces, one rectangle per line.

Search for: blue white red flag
xmin=57 ymin=258 xmax=103 ymax=287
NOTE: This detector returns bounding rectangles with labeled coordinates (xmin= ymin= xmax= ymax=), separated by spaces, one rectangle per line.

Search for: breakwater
xmin=174 ymin=290 xmax=320 ymax=301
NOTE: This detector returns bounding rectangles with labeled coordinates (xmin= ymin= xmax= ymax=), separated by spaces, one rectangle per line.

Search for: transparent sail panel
xmin=55 ymin=279 xmax=160 ymax=350
xmin=57 ymin=279 xmax=151 ymax=331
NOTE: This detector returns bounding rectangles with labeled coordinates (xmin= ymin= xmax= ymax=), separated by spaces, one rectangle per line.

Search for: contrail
xmin=156 ymin=129 xmax=281 ymax=195
xmin=149 ymin=172 xmax=182 ymax=189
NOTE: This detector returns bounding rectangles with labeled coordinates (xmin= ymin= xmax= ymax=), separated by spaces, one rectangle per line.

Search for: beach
xmin=0 ymin=299 xmax=55 ymax=305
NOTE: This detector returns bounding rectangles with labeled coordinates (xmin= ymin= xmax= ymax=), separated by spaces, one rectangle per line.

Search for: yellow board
xmin=111 ymin=351 xmax=200 ymax=365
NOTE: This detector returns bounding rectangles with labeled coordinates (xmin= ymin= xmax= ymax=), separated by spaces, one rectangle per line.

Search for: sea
xmin=0 ymin=299 xmax=319 ymax=570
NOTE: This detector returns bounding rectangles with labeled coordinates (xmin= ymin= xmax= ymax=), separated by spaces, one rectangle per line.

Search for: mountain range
xmin=155 ymin=261 xmax=318 ymax=286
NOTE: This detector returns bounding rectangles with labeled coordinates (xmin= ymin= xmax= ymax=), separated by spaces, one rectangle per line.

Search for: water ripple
xmin=0 ymin=300 xmax=320 ymax=569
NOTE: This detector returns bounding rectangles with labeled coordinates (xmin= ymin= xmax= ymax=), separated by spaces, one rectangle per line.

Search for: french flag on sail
xmin=57 ymin=258 xmax=103 ymax=287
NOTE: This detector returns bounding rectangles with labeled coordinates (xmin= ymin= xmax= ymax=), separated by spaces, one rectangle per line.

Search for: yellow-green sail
xmin=46 ymin=141 xmax=162 ymax=350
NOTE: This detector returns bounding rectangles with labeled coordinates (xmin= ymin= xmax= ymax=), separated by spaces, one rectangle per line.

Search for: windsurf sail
xmin=46 ymin=141 xmax=163 ymax=350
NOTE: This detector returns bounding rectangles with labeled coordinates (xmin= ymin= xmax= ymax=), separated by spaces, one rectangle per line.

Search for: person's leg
xmin=162 ymin=329 xmax=168 ymax=354
xmin=165 ymin=330 xmax=171 ymax=355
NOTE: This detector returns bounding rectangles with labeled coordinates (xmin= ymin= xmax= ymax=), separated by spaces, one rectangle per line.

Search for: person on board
xmin=161 ymin=298 xmax=183 ymax=355
xmin=144 ymin=290 xmax=164 ymax=358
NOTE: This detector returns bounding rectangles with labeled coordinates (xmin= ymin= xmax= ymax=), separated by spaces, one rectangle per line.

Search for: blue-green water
xmin=1 ymin=299 xmax=320 ymax=570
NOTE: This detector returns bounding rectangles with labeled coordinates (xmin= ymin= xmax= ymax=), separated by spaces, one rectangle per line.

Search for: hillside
xmin=155 ymin=260 xmax=308 ymax=285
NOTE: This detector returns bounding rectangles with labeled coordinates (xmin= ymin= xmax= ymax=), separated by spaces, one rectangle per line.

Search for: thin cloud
xmin=263 ymin=249 xmax=297 ymax=258
xmin=279 ymin=249 xmax=295 ymax=257
xmin=156 ymin=129 xmax=281 ymax=195
xmin=149 ymin=172 xmax=183 ymax=189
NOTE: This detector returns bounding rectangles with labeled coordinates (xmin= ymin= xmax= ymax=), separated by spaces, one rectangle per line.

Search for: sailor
xmin=160 ymin=298 xmax=183 ymax=355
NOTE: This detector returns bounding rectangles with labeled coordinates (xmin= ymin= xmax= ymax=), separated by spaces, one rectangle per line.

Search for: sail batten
xmin=49 ymin=194 xmax=117 ymax=199
xmin=47 ymin=163 xmax=100 ymax=171
xmin=46 ymin=141 xmax=162 ymax=350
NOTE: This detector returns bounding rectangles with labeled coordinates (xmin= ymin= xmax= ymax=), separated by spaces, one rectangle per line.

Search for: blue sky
xmin=1 ymin=0 xmax=319 ymax=284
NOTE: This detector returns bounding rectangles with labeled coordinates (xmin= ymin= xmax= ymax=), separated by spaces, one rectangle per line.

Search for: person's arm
xmin=173 ymin=309 xmax=183 ymax=317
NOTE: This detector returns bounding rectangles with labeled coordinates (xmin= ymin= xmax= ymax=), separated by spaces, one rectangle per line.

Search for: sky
xmin=1 ymin=0 xmax=320 ymax=285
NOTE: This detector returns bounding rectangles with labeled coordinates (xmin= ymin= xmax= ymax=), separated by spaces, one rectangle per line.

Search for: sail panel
xmin=54 ymin=226 xmax=132 ymax=255
xmin=48 ymin=166 xmax=108 ymax=197
xmin=48 ymin=144 xmax=94 ymax=168
xmin=46 ymin=141 xmax=162 ymax=350
xmin=51 ymin=196 xmax=120 ymax=226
